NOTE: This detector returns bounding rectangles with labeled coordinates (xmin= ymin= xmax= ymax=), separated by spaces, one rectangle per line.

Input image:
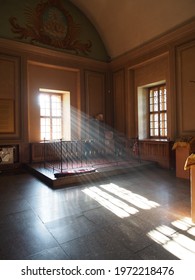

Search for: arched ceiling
xmin=70 ymin=0 xmax=195 ymax=59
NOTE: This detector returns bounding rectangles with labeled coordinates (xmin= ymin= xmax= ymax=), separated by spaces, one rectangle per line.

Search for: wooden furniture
xmin=176 ymin=146 xmax=190 ymax=179
xmin=184 ymin=154 xmax=195 ymax=222
xmin=173 ymin=138 xmax=195 ymax=179
xmin=191 ymin=165 xmax=195 ymax=223
xmin=139 ymin=139 xmax=174 ymax=169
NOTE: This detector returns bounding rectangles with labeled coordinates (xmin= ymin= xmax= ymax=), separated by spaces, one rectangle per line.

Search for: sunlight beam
xmin=90 ymin=186 xmax=138 ymax=215
xmin=100 ymin=183 xmax=160 ymax=210
xmin=82 ymin=188 xmax=130 ymax=218
xmin=147 ymin=218 xmax=195 ymax=259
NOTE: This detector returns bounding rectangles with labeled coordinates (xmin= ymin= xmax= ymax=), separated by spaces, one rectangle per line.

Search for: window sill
xmin=139 ymin=138 xmax=170 ymax=142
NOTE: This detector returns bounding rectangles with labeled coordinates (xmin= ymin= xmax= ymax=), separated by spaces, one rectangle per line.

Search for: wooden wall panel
xmin=0 ymin=59 xmax=15 ymax=99
xmin=0 ymin=54 xmax=20 ymax=139
xmin=85 ymin=71 xmax=105 ymax=118
xmin=177 ymin=41 xmax=195 ymax=135
xmin=139 ymin=139 xmax=174 ymax=169
xmin=0 ymin=99 xmax=14 ymax=133
xmin=113 ymin=69 xmax=125 ymax=134
xmin=28 ymin=61 xmax=80 ymax=142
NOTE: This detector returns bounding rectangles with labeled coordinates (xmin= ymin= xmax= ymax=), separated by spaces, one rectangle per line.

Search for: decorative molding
xmin=0 ymin=37 xmax=108 ymax=70
xmin=9 ymin=0 xmax=92 ymax=55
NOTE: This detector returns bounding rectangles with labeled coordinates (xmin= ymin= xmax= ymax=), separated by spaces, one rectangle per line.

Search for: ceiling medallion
xmin=9 ymin=0 xmax=92 ymax=55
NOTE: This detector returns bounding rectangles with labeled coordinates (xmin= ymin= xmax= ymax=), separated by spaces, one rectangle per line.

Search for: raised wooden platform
xmin=26 ymin=159 xmax=153 ymax=188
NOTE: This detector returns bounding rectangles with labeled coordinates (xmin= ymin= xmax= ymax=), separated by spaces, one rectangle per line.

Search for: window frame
xmin=39 ymin=91 xmax=63 ymax=141
xmin=148 ymin=84 xmax=167 ymax=139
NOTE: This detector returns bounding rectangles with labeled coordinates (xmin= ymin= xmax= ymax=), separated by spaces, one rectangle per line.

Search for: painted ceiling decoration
xmin=9 ymin=0 xmax=92 ymax=55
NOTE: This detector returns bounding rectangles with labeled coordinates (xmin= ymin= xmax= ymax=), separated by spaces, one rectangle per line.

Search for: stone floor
xmin=0 ymin=165 xmax=194 ymax=260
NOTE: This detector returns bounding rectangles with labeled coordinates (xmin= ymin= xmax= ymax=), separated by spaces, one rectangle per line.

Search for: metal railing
xmin=42 ymin=136 xmax=140 ymax=173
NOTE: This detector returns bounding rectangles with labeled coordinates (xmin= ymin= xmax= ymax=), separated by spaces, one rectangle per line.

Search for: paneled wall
xmin=177 ymin=40 xmax=195 ymax=136
xmin=1 ymin=18 xmax=195 ymax=170
xmin=0 ymin=39 xmax=109 ymax=167
xmin=113 ymin=69 xmax=126 ymax=134
xmin=110 ymin=20 xmax=195 ymax=168
xmin=0 ymin=54 xmax=21 ymax=139
xmin=85 ymin=70 xmax=106 ymax=118
xmin=27 ymin=61 xmax=80 ymax=142
xmin=134 ymin=55 xmax=169 ymax=139
xmin=139 ymin=140 xmax=174 ymax=169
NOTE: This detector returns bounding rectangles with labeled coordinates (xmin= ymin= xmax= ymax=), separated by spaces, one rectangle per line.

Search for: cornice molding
xmin=110 ymin=18 xmax=195 ymax=70
xmin=0 ymin=38 xmax=109 ymax=71
xmin=1 ymin=17 xmax=195 ymax=72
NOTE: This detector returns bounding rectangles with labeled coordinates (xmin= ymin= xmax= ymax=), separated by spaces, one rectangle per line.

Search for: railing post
xmin=43 ymin=138 xmax=46 ymax=168
xmin=60 ymin=139 xmax=63 ymax=173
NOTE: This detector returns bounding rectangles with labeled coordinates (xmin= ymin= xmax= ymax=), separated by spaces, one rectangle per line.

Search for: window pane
xmin=161 ymin=129 xmax=167 ymax=137
xmin=52 ymin=118 xmax=62 ymax=140
xmin=150 ymin=89 xmax=158 ymax=112
xmin=150 ymin=129 xmax=154 ymax=136
xmin=51 ymin=95 xmax=61 ymax=117
xmin=149 ymin=85 xmax=167 ymax=138
xmin=154 ymin=128 xmax=158 ymax=136
xmin=150 ymin=104 xmax=153 ymax=112
xmin=51 ymin=95 xmax=61 ymax=103
xmin=40 ymin=94 xmax=50 ymax=116
xmin=40 ymin=92 xmax=63 ymax=140
xmin=160 ymin=102 xmax=166 ymax=111
xmin=40 ymin=118 xmax=50 ymax=140
xmin=154 ymin=113 xmax=158 ymax=122
xmin=160 ymin=112 xmax=167 ymax=137
xmin=41 ymin=108 xmax=50 ymax=116
xmin=159 ymin=88 xmax=167 ymax=111
xmin=154 ymin=121 xmax=158 ymax=129
xmin=160 ymin=112 xmax=167 ymax=122
xmin=154 ymin=90 xmax=158 ymax=98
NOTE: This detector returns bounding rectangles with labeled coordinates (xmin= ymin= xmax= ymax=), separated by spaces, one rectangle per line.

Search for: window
xmin=149 ymin=85 xmax=167 ymax=138
xmin=39 ymin=91 xmax=63 ymax=140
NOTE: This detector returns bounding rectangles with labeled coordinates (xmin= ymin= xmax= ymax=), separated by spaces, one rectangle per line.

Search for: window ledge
xmin=139 ymin=138 xmax=169 ymax=142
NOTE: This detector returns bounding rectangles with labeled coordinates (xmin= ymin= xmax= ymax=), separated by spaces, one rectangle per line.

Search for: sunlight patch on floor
xmin=82 ymin=183 xmax=159 ymax=219
xmin=147 ymin=219 xmax=195 ymax=259
xmin=100 ymin=183 xmax=159 ymax=209
xmin=82 ymin=187 xmax=131 ymax=218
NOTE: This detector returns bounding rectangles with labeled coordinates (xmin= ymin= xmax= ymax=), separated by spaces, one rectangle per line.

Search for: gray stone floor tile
xmin=29 ymin=246 xmax=69 ymax=260
xmin=0 ymin=165 xmax=194 ymax=260
xmin=46 ymin=215 xmax=97 ymax=244
xmin=137 ymin=243 xmax=179 ymax=260
xmin=61 ymin=228 xmax=137 ymax=260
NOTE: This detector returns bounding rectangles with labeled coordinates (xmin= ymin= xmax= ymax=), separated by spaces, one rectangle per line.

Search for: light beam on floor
xmin=82 ymin=183 xmax=160 ymax=219
xmin=100 ymin=183 xmax=160 ymax=210
xmin=82 ymin=187 xmax=131 ymax=218
xmin=147 ymin=218 xmax=195 ymax=259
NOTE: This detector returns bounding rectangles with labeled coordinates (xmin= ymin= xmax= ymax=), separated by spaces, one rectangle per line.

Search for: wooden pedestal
xmin=190 ymin=165 xmax=195 ymax=223
xmin=176 ymin=146 xmax=190 ymax=179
